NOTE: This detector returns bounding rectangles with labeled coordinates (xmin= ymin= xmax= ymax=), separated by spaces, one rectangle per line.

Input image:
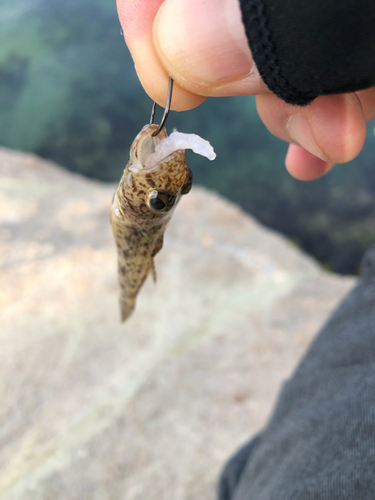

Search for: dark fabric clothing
xmin=218 ymin=436 xmax=261 ymax=500
xmin=218 ymin=3 xmax=375 ymax=497
xmin=218 ymin=245 xmax=375 ymax=500
xmin=239 ymin=0 xmax=375 ymax=105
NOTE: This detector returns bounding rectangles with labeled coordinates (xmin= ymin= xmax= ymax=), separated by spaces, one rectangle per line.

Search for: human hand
xmin=117 ymin=0 xmax=375 ymax=181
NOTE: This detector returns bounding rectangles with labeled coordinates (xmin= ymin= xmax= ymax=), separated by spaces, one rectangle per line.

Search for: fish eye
xmin=146 ymin=190 xmax=175 ymax=213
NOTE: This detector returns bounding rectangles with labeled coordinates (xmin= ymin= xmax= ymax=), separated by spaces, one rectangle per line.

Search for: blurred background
xmin=2 ymin=0 xmax=375 ymax=275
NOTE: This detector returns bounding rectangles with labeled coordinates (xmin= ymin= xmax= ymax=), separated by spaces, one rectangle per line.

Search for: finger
xmin=356 ymin=87 xmax=375 ymax=122
xmin=257 ymin=93 xmax=367 ymax=167
xmin=285 ymin=145 xmax=335 ymax=181
xmin=118 ymin=0 xmax=267 ymax=110
xmin=284 ymin=89 xmax=375 ymax=180
xmin=154 ymin=0 xmax=267 ymax=97
xmin=117 ymin=0 xmax=206 ymax=111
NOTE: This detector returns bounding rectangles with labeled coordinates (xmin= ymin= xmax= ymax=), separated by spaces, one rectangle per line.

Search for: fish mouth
xmin=128 ymin=125 xmax=166 ymax=173
xmin=128 ymin=124 xmax=216 ymax=173
xmin=139 ymin=134 xmax=162 ymax=167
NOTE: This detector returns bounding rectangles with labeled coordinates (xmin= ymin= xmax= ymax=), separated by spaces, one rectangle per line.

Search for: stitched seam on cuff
xmin=240 ymin=0 xmax=317 ymax=105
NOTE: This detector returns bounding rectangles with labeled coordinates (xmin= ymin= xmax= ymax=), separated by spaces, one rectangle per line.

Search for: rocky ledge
xmin=0 ymin=148 xmax=354 ymax=499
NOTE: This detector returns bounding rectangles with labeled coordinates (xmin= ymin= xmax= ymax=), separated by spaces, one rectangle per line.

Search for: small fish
xmin=110 ymin=123 xmax=215 ymax=322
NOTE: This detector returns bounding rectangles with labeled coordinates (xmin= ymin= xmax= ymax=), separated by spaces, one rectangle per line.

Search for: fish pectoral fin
xmin=152 ymin=234 xmax=164 ymax=257
xmin=150 ymin=234 xmax=162 ymax=283
xmin=150 ymin=257 xmax=157 ymax=283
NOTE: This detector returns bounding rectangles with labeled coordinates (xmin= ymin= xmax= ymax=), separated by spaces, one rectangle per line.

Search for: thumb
xmin=154 ymin=0 xmax=267 ymax=97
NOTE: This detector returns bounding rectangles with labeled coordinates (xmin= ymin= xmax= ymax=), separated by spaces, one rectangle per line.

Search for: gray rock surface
xmin=0 ymin=147 xmax=355 ymax=500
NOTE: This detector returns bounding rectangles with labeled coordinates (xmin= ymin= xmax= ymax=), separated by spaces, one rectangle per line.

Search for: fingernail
xmin=287 ymin=114 xmax=329 ymax=162
xmin=154 ymin=0 xmax=254 ymax=86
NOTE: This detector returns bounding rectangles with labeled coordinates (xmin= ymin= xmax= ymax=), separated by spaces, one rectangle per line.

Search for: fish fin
xmin=149 ymin=234 xmax=163 ymax=283
xmin=152 ymin=233 xmax=164 ymax=257
xmin=120 ymin=298 xmax=134 ymax=323
xmin=150 ymin=258 xmax=157 ymax=283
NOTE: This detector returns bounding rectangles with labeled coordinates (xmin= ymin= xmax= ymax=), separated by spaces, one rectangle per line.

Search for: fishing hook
xmin=150 ymin=77 xmax=173 ymax=136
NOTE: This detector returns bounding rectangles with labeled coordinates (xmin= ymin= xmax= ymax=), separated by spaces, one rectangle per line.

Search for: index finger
xmin=117 ymin=0 xmax=270 ymax=111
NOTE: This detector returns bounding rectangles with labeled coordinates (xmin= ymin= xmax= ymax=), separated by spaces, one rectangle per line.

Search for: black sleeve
xmin=239 ymin=0 xmax=375 ymax=105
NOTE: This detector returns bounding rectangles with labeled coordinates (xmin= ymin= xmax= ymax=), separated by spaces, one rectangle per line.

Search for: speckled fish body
xmin=110 ymin=124 xmax=192 ymax=322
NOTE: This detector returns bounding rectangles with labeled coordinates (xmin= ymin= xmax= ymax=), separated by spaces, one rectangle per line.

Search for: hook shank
xmin=150 ymin=78 xmax=173 ymax=136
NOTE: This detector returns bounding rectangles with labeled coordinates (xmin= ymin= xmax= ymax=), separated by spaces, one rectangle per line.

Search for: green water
xmin=1 ymin=0 xmax=375 ymax=274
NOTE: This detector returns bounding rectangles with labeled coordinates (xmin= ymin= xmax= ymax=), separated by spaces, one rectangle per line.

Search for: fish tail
xmin=120 ymin=298 xmax=135 ymax=322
